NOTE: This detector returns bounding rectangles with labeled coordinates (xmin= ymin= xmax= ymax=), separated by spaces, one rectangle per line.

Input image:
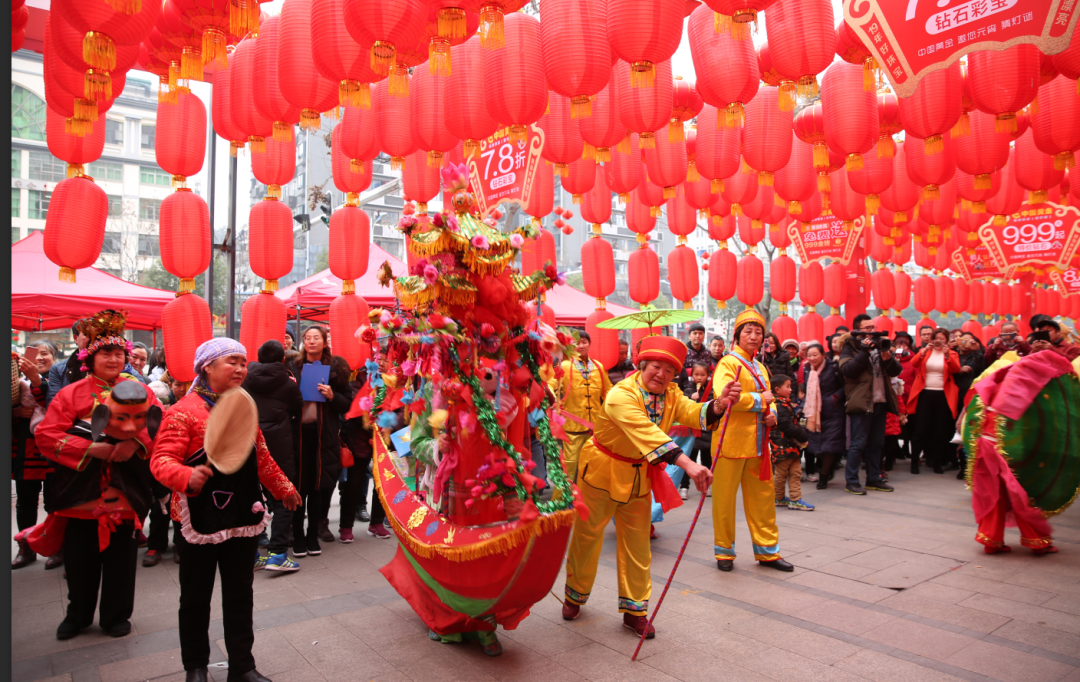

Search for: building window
xmin=28 ymin=151 xmax=67 ymax=182
xmin=105 ymin=119 xmax=124 ymax=146
xmin=12 ymin=228 xmax=21 ymax=244
xmin=140 ymin=122 xmax=155 ymax=149
xmin=140 ymin=166 xmax=171 ymax=186
xmin=101 ymin=233 xmax=122 ymax=255
xmin=89 ymin=160 xmax=123 ymax=182
xmin=12 ymin=150 xmax=21 ymax=178
xmin=11 ymin=84 xmax=46 ymax=141
xmin=11 ymin=188 xmax=20 ymax=218
xmin=107 ymin=195 xmax=123 ymax=217
xmin=138 ymin=234 xmax=159 ymax=256
xmin=29 ymin=190 xmax=51 ymax=219
xmin=139 ymin=198 xmax=162 ymax=221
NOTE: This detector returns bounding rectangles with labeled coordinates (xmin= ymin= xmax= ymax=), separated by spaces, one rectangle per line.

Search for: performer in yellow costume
xmin=549 ymin=331 xmax=612 ymax=484
xmin=562 ymin=335 xmax=740 ymax=639
xmin=711 ymin=309 xmax=793 ymax=572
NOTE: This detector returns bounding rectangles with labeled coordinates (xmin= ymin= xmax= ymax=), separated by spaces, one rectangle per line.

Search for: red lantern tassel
xmin=510 ymin=125 xmax=527 ymax=144
xmin=267 ymin=184 xmax=281 ymax=198
xmin=630 ymin=61 xmax=656 ymax=89
xmin=272 ymin=122 xmax=293 ymax=142
xmin=370 ymin=41 xmax=395 ymax=75
xmin=178 ymin=277 xmax=197 ymax=292
xmin=714 ymin=12 xmax=730 ymax=35
xmin=202 ymin=28 xmax=228 ymax=68
xmin=104 ymin=0 xmax=141 ymax=13
xmin=74 ymin=99 xmax=99 ymax=122
xmin=821 ymin=194 xmax=830 ymax=213
xmin=877 ymin=136 xmax=894 ymax=158
xmin=59 ymin=267 xmax=77 ymax=283
xmin=429 ymin=38 xmax=451 ymax=77
xmin=573 ymin=193 xmax=583 ymax=205
xmin=730 ymin=10 xmax=755 ymax=40
xmin=65 ymin=117 xmax=91 ymax=137
xmin=1054 ymin=151 xmax=1074 ymax=171
xmin=650 ymin=206 xmax=661 ymax=217
xmin=687 ymin=161 xmax=700 ymax=182
xmin=924 ymin=184 xmax=940 ymax=200
xmin=171 ymin=175 xmax=188 ymax=189
xmin=479 ymin=5 xmax=505 ymax=49
xmin=866 ymin=194 xmax=880 ymax=214
xmin=817 ymin=173 xmax=830 ymax=192
xmin=994 ymin=112 xmax=1017 ymax=134
xmin=571 ymin=95 xmax=592 ymax=119
xmin=894 ymin=211 xmax=906 ymax=223
xmin=711 ymin=178 xmax=724 ymax=193
xmin=437 ymin=8 xmax=467 ymax=39
xmin=618 ymin=192 xmax=629 ymax=204
xmin=339 ymin=80 xmax=370 ymax=109
xmin=389 ymin=63 xmax=409 ymax=97
xmin=66 ymin=163 xmax=85 ymax=179
xmin=300 ymin=109 xmax=321 ymax=131
xmin=758 ymin=171 xmax=773 ymax=186
xmin=951 ymin=111 xmax=971 ymax=138
xmin=726 ymin=102 xmax=745 ymax=128
xmin=788 ymin=200 xmax=801 ymax=215
xmin=797 ymin=75 xmax=818 ymax=99
xmin=778 ymin=82 xmax=797 ymax=112
xmin=596 ymin=147 xmax=612 ymax=163
xmin=582 ymin=142 xmax=596 ymax=161
xmin=230 ymin=141 xmax=245 ymax=157
xmin=924 ymin=134 xmax=943 ymax=155
xmin=663 ymin=186 xmax=676 ymax=199
xmin=249 ymin=136 xmax=266 ymax=154
xmin=82 ymin=32 xmax=116 ymax=71
xmin=972 ymin=201 xmax=985 ymax=213
xmin=426 ymin=151 xmax=443 ymax=168
xmin=993 ymin=214 xmax=1007 ymax=226
xmin=845 ymin=153 xmax=863 ymax=171
xmin=813 ymin=142 xmax=829 ymax=169
xmin=638 ymin=132 xmax=655 ymax=149
xmin=863 ymin=57 xmax=876 ymax=92
xmin=1029 ymin=190 xmax=1047 ymax=204
xmin=465 ymin=139 xmax=481 ymax=158
xmin=616 ymin=136 xmax=630 ymax=154
xmin=667 ymin=120 xmax=684 ymax=142
xmin=229 ymin=0 xmax=261 ymax=38
xmin=181 ymin=46 xmax=204 ymax=82
xmin=391 ymin=156 xmax=405 ymax=171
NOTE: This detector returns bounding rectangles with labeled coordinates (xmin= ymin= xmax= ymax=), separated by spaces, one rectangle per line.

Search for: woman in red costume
xmin=151 ymin=338 xmax=300 ymax=682
xmin=33 ymin=310 xmax=163 ymax=641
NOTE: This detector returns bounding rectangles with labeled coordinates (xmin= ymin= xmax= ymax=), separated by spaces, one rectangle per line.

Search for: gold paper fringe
xmin=571 ymin=95 xmax=592 ymax=119
xmin=66 ymin=163 xmax=84 ymax=178
xmin=82 ymin=32 xmax=116 ymax=71
xmin=1054 ymin=151 xmax=1074 ymax=170
xmin=267 ymin=184 xmax=281 ymax=198
xmin=650 ymin=206 xmax=661 ymax=217
xmin=797 ymin=75 xmax=818 ymax=99
xmin=429 ymin=38 xmax=451 ymax=77
xmin=178 ymin=277 xmax=196 ymax=292
xmin=341 ymin=279 xmax=355 ymax=294
xmin=714 ymin=11 xmax=730 ymax=34
xmin=391 ymin=156 xmax=405 ymax=171
xmin=596 ymin=147 xmax=611 ymax=163
xmin=630 ymin=61 xmax=656 ymax=89
xmin=788 ymin=200 xmax=802 ymax=214
xmin=572 ymin=193 xmax=583 ymax=205
xmin=863 ymin=58 xmax=876 ymax=92
xmin=74 ymin=99 xmax=98 ymax=121
xmin=202 ymin=28 xmax=228 ymax=68
xmin=104 ymin=0 xmax=140 ymax=14
xmin=272 ymin=122 xmax=293 ymax=142
xmin=229 ymin=0 xmax=261 ymax=38
xmin=371 ymin=41 xmax=395 ymax=75
xmin=437 ymin=8 xmax=467 ymax=39
xmin=582 ymin=142 xmax=596 ymax=161
xmin=510 ymin=125 xmax=527 ymax=144
xmin=171 ymin=175 xmax=188 ymax=189
xmin=230 ymin=141 xmax=245 ymax=157
xmin=975 ymin=173 xmax=992 ymax=190
xmin=994 ymin=112 xmax=1017 ymax=134
xmin=821 ymin=193 xmax=830 ymax=213
xmin=668 ymin=120 xmax=684 ymax=142
xmin=616 ymin=136 xmax=630 ymax=154
xmin=730 ymin=10 xmax=754 ymax=40
xmin=877 ymin=136 xmax=894 ymax=158
xmin=866 ymin=194 xmax=880 ymax=214
xmin=972 ymin=201 xmax=986 ymax=213
xmin=339 ymin=80 xmax=370 ymax=109
xmin=813 ymin=142 xmax=829 ymax=169
xmin=895 ymin=210 xmax=907 ymax=222
xmin=554 ymin=162 xmax=568 ymax=177
xmin=249 ymin=136 xmax=265 ymax=154
xmin=711 ymin=178 xmax=724 ymax=193
xmin=639 ymin=132 xmax=655 ymax=149
xmin=464 ymin=139 xmax=480 ymax=158
xmin=300 ymin=109 xmax=321 ymax=131
xmin=924 ymin=134 xmax=943 ymax=155
xmin=924 ymin=184 xmax=940 ymax=200
xmin=778 ymin=82 xmax=797 ymax=112
xmin=726 ymin=101 xmax=745 ymax=127
xmin=687 ymin=161 xmax=700 ymax=182
xmin=618 ymin=192 xmax=629 ymax=204
xmin=758 ymin=171 xmax=773 ymax=186
xmin=845 ymin=153 xmax=863 ymax=171
xmin=84 ymin=69 xmax=111 ymax=102
xmin=389 ymin=63 xmax=409 ymax=97
xmin=662 ymin=186 xmax=676 ymax=199
xmin=181 ymin=47 xmax=204 ymax=82
xmin=817 ymin=173 xmax=831 ymax=192
xmin=479 ymin=5 xmax=505 ymax=49
xmin=427 ymin=151 xmax=444 ymax=168
xmin=951 ymin=111 xmax=971 ymax=138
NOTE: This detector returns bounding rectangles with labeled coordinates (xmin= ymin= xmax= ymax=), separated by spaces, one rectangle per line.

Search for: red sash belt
xmin=591 ymin=438 xmax=683 ymax=513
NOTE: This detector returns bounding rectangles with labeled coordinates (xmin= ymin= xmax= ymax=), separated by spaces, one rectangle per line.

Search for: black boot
xmin=910 ymin=458 xmax=920 ymax=475
xmin=185 ymin=670 xmax=208 ymax=682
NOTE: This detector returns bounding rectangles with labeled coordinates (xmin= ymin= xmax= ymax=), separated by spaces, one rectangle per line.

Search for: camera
xmin=852 ymin=329 xmax=891 ymax=352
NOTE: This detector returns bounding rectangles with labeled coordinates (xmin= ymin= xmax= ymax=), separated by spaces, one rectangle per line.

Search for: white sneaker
xmin=680 ymin=488 xmax=689 ymax=500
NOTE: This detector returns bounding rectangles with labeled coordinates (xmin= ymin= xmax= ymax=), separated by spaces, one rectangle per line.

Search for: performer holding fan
xmin=151 ymin=339 xmax=301 ymax=682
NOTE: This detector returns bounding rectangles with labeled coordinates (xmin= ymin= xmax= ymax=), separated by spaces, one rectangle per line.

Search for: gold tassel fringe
xmin=104 ymin=0 xmax=140 ymax=14
xmin=668 ymin=120 xmax=684 ymax=142
xmin=924 ymin=184 xmax=940 ymax=200
xmin=300 ymin=109 xmax=321 ymax=131
xmin=1054 ymin=151 xmax=1074 ymax=170
xmin=995 ymin=112 xmax=1017 ymax=134
xmin=975 ymin=173 xmax=991 ymax=190
xmin=571 ymin=96 xmax=592 ymax=119
xmin=688 ymin=161 xmax=700 ymax=182
xmin=616 ymin=136 xmax=630 ymax=154
xmin=391 ymin=156 xmax=405 ymax=171
xmin=877 ymin=136 xmax=894 ymax=158
xmin=758 ymin=170 xmax=773 ymax=186
xmin=202 ymin=28 xmax=228 ymax=68
xmin=639 ymin=132 xmax=655 ymax=149
xmin=82 ymin=32 xmax=116 ymax=71
xmin=371 ymin=41 xmax=395 ymax=76
xmin=818 ymin=173 xmax=831 ymax=192
xmin=437 ymin=8 xmax=467 ymax=39
xmin=813 ymin=142 xmax=829 ymax=169
xmin=778 ymin=82 xmax=797 ymax=112
xmin=273 ymin=122 xmax=293 ymax=142
xmin=249 ymin=136 xmax=265 ymax=154
xmin=429 ymin=38 xmax=451 ymax=77
xmin=389 ymin=63 xmax=409 ymax=97
xmin=951 ymin=111 xmax=971 ymax=137
xmin=181 ymin=47 xmax=204 ymax=82
xmin=711 ymin=178 xmax=724 ymax=193
xmin=465 ymin=139 xmax=480 ymax=158
xmin=479 ymin=5 xmax=505 ymax=49
xmin=84 ymin=69 xmax=111 ymax=102
xmin=866 ymin=194 xmax=880 ymax=214
xmin=630 ymin=61 xmax=656 ymax=88
xmin=924 ymin=134 xmax=943 ymax=155
xmin=340 ymin=80 xmax=370 ymax=109
xmin=427 ymin=151 xmax=443 ymax=168
xmin=845 ymin=153 xmax=863 ymax=171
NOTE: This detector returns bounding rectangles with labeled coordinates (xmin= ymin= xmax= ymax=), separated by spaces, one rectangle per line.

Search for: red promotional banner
xmin=786 ymin=213 xmax=866 ymax=266
xmin=1049 ymin=267 xmax=1080 ymax=296
xmin=950 ymin=243 xmax=1006 ymax=281
xmin=466 ymin=124 xmax=546 ymax=219
xmin=843 ymin=0 xmax=1080 ymax=98
xmin=977 ymin=201 xmax=1080 ymax=273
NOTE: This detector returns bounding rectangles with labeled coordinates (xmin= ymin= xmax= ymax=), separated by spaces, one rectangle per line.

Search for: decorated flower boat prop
xmin=351 ymin=162 xmax=584 ymax=656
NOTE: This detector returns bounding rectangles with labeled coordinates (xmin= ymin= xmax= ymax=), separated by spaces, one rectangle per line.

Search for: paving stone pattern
xmin=10 ymin=469 xmax=1080 ymax=682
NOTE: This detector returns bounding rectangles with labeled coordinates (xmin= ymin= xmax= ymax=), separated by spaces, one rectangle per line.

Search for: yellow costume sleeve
xmin=549 ymin=360 xmax=570 ymax=399
xmin=602 ymin=382 xmax=680 ymax=463
xmin=714 ymin=354 xmax=766 ymax=412
xmin=670 ymin=389 xmax=714 ymax=432
xmin=597 ymin=360 xmax=613 ymax=399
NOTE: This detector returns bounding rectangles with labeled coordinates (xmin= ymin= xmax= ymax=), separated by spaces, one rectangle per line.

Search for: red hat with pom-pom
xmin=635 ymin=334 xmax=687 ymax=372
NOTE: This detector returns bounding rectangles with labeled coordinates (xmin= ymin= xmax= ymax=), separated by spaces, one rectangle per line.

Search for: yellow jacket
xmin=578 ymin=372 xmax=716 ymax=503
xmin=549 ymin=358 xmax=612 ymax=432
xmin=711 ymin=346 xmax=771 ymax=459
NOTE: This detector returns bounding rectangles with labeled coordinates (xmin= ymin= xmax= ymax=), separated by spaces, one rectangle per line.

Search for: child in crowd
xmin=678 ymin=362 xmax=715 ymax=499
xmin=770 ymin=375 xmax=814 ymax=511
xmin=883 ymin=376 xmax=906 ymax=475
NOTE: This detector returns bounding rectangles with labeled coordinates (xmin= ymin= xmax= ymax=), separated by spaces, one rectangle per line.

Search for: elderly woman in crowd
xmin=151 ymin=338 xmax=300 ymax=682
xmin=801 ymin=342 xmax=846 ymax=490
xmin=562 ymin=335 xmax=739 ymax=639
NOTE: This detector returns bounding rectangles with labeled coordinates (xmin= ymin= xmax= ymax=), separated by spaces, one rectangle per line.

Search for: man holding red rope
xmin=711 ymin=309 xmax=792 ymax=573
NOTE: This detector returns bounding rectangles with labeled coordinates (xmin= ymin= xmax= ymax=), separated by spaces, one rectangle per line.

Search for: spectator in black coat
xmin=801 ymin=344 xmax=846 ymax=489
xmin=242 ymin=340 xmax=303 ymax=570
xmin=337 ymin=367 xmax=391 ymax=541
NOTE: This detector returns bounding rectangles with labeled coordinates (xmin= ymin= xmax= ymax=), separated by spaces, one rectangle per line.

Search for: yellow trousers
xmin=712 ymin=457 xmax=781 ymax=562
xmin=564 ymin=478 xmax=652 ymax=615
xmin=553 ymin=431 xmax=591 ymax=503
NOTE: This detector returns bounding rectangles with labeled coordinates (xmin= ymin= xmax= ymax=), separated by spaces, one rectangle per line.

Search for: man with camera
xmin=983 ymin=321 xmax=1032 ymax=364
xmin=837 ymin=315 xmax=902 ymax=495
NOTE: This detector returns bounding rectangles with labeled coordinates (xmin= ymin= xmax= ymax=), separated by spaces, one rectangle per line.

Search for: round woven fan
xmin=204 ymin=388 xmax=258 ymax=475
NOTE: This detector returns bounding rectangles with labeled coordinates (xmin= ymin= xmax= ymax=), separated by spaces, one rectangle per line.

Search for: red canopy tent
xmin=275 ymin=243 xmax=407 ymax=321
xmin=540 ymin=283 xmax=636 ymax=326
xmin=11 ymin=232 xmax=175 ymax=332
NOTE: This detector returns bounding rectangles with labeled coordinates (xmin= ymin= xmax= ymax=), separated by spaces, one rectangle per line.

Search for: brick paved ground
xmin=10 ymin=468 xmax=1080 ymax=682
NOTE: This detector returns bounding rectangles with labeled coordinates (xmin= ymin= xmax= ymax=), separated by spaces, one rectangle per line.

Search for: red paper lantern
xmin=798 ymin=312 xmax=824 ymax=345
xmin=913 ymin=274 xmax=935 ymax=327
xmin=539 ymin=0 xmax=611 ymax=117
xmin=484 ymin=12 xmax=546 ymax=142
xmin=687 ymin=4 xmax=758 ymax=121
xmin=162 ymin=293 xmax=211 ymax=384
xmin=410 ymin=61 xmax=458 ymax=167
xmin=606 ymin=0 xmax=682 ymax=89
xmin=823 ymin=261 xmax=846 ymax=315
xmin=1054 ymin=21 xmax=1080 ymax=81
xmin=969 ymin=44 xmax=1040 ymax=134
xmin=330 ymin=293 xmax=371 ymax=370
xmin=791 ymin=191 xmax=823 ymax=225
xmin=43 ymin=176 xmax=107 ymax=282
xmin=897 ymin=62 xmax=961 ymax=154
xmin=578 ymin=73 xmax=627 ymax=163
xmin=794 ymin=102 xmax=829 ymax=170
xmin=935 ymin=276 xmax=954 ymax=316
xmin=341 ymin=97 xmax=381 ymax=165
xmin=240 ymin=292 xmax=287 ymax=361
xmin=251 ymin=135 xmax=297 ymax=194
xmin=253 ymin=16 xmax=301 ymax=141
xmin=736 ymin=254 xmax=763 ymax=308
xmin=956 ymin=169 xmax=1000 ymax=213
xmin=666 ymin=185 xmax=698 ymax=237
xmin=159 ymin=189 xmax=211 ymax=289
xmin=906 ymin=132 xmax=956 ymax=199
xmin=48 ymin=10 xmax=139 ymax=103
xmin=312 ymin=0 xmax=381 ymax=109
xmin=708 ymin=248 xmax=736 ymax=307
xmin=332 ymin=126 xmax=374 ymax=198
xmin=402 ymin=149 xmax=441 ymax=210
xmin=46 ymin=106 xmax=105 ymax=172
xmin=563 ymin=157 xmax=597 ymax=204
xmin=442 ymin=36 xmax=496 ymax=158
xmin=877 ymin=92 xmax=903 ymax=158
xmin=735 ymin=211 xmax=766 ymax=247
xmin=967 ymin=280 xmax=984 ymax=317
xmin=1032 ymin=75 xmax=1080 ymax=172
xmin=614 ymin=58 xmax=673 ymax=150
xmin=212 ymin=66 xmax=248 ymax=154
xmin=771 ymin=314 xmax=797 ymax=345
xmin=771 ymin=253 xmax=796 ymax=307
xmin=581 ymin=162 xmax=613 ymax=227
xmin=955 ymin=110 xmax=1011 ymax=188
xmin=524 ymin=162 xmax=554 ymax=226
xmin=830 ymin=168 xmax=867 ymax=228
xmin=1015 ymin=129 xmax=1065 ymax=203
xmin=328 ymin=205 xmax=371 ymax=289
xmin=581 ymin=233 xmax=616 ymax=299
xmin=604 ymin=132 xmax=641 ymax=202
xmin=53 ymin=0 xmax=160 ymax=71
xmin=847 ymin=140 xmax=893 ymax=215
xmin=741 ymin=86 xmax=792 ymax=183
xmin=375 ymin=77 xmax=418 ymax=169
xmin=986 ymin=149 xmax=1026 ymax=225
xmin=799 ymin=261 xmax=824 ymax=307
xmin=764 ymin=0 xmax=833 ymax=108
xmin=821 ymin=60 xmax=878 ymax=171
xmin=629 ymin=247 xmax=660 ymax=305
xmin=643 ymin=124 xmax=687 ymax=198
xmin=683 ymin=159 xmax=719 ymax=211
xmin=668 ymin=77 xmax=703 ymax=144
xmin=521 ymin=229 xmax=556 ymax=274
xmin=710 ymin=0 xmax=776 ymax=39
xmin=871 ymin=267 xmax=895 ymax=314
xmin=279 ymin=0 xmax=341 ymax=131
xmin=343 ymin=0 xmax=425 ymax=82
xmin=721 ymin=163 xmax=758 ymax=213
xmin=248 ymin=197 xmax=294 ymax=289
xmin=626 ymin=187 xmax=657 ymax=233
xmin=230 ymin=39 xmax=273 ymax=152
xmin=953 ymin=279 xmax=970 ymax=316
xmin=696 ymin=105 xmax=742 ymax=189
xmin=774 ymin=135 xmax=816 ymax=216
xmin=156 ymin=90 xmax=206 ymax=183
xmin=538 ymin=91 xmax=583 ymax=175
xmin=586 ymin=309 xmax=618 ymax=369
xmin=669 ymin=245 xmax=700 ymax=306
